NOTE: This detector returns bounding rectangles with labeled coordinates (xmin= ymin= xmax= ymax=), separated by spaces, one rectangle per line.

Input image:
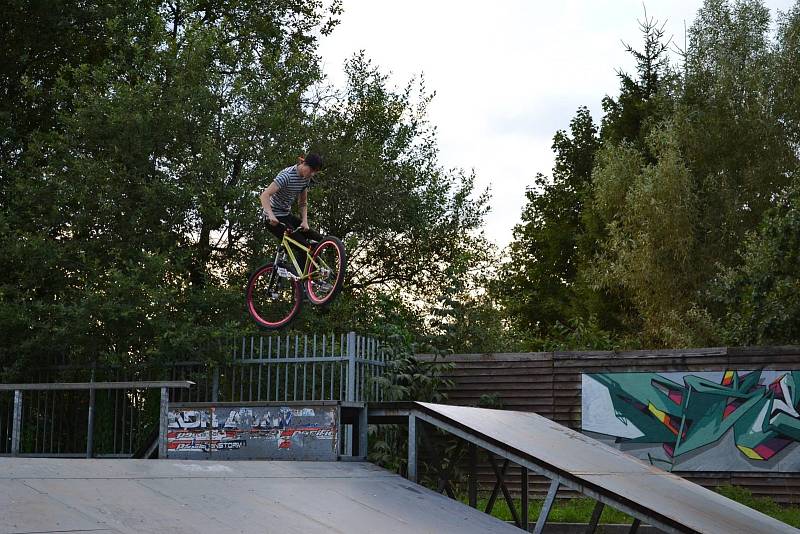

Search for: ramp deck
xmin=0 ymin=458 xmax=519 ymax=534
xmin=369 ymin=402 xmax=799 ymax=534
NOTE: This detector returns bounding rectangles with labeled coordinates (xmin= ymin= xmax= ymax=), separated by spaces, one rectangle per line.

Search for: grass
xmin=458 ymin=485 xmax=800 ymax=528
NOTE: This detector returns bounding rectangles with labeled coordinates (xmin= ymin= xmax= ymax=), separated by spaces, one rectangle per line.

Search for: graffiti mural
xmin=582 ymin=370 xmax=800 ymax=471
xmin=166 ymin=405 xmax=338 ymax=460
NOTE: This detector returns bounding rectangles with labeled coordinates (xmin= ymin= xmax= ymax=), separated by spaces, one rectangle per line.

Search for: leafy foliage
xmin=495 ymin=1 xmax=800 ymax=349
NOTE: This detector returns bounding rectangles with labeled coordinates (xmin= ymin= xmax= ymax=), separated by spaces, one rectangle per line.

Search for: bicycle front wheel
xmin=306 ymin=236 xmax=346 ymax=306
xmin=246 ymin=263 xmax=302 ymax=329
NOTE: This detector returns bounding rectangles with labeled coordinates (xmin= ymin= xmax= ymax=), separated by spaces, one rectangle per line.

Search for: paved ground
xmin=0 ymin=458 xmax=520 ymax=534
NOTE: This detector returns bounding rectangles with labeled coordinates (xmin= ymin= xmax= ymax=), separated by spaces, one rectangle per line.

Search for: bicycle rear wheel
xmin=246 ymin=263 xmax=302 ymax=329
xmin=305 ymin=236 xmax=346 ymax=306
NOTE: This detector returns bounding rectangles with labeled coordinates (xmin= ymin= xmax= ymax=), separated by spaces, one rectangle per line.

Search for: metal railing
xmin=169 ymin=332 xmax=388 ymax=404
xmin=0 ymin=332 xmax=389 ymax=457
xmin=0 ymin=381 xmax=193 ymax=458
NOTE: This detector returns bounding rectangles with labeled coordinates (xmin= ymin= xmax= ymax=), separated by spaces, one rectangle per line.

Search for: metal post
xmin=11 ymin=390 xmax=22 ymax=456
xmin=158 ymin=387 xmax=168 ymax=459
xmin=407 ymin=414 xmax=418 ymax=483
xmin=586 ymin=501 xmax=605 ymax=533
xmin=468 ymin=442 xmax=477 ymax=508
xmin=629 ymin=518 xmax=642 ymax=533
xmin=533 ymin=479 xmax=560 ymax=534
xmin=86 ymin=387 xmax=96 ymax=458
xmin=521 ymin=466 xmax=529 ymax=531
xmin=346 ymin=331 xmax=356 ymax=402
xmin=358 ymin=406 xmax=368 ymax=459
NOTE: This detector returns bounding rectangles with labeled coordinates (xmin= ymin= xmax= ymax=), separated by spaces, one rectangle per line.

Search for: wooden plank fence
xmin=419 ymin=346 xmax=800 ymax=504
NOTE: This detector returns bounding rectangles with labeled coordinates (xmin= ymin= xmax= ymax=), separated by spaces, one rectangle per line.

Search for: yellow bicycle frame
xmin=275 ymin=230 xmax=328 ymax=281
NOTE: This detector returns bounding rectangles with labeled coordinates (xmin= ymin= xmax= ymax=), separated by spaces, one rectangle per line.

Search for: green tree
xmin=295 ymin=53 xmax=493 ymax=337
xmin=705 ymin=182 xmax=800 ymax=345
xmin=0 ymin=0 xmax=342 ymax=374
xmin=494 ymin=107 xmax=600 ymax=342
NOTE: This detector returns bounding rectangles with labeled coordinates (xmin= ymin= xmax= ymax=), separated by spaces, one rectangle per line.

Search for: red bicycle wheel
xmin=246 ymin=263 xmax=302 ymax=329
xmin=305 ymin=236 xmax=346 ymax=306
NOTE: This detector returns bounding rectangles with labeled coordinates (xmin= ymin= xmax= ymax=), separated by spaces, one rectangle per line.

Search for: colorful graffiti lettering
xmin=582 ymin=370 xmax=800 ymax=468
xmin=166 ymin=405 xmax=337 ymax=459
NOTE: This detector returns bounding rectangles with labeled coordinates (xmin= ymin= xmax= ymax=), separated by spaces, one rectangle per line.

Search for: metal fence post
xmin=11 ymin=390 xmax=22 ymax=456
xmin=346 ymin=331 xmax=356 ymax=402
xmin=158 ymin=387 xmax=168 ymax=459
xmin=86 ymin=387 xmax=96 ymax=458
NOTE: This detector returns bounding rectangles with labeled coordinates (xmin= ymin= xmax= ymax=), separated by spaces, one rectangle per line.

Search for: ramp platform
xmin=369 ymin=402 xmax=799 ymax=534
xmin=0 ymin=458 xmax=519 ymax=534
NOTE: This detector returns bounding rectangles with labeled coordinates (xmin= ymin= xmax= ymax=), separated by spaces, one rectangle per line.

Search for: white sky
xmin=317 ymin=0 xmax=796 ymax=249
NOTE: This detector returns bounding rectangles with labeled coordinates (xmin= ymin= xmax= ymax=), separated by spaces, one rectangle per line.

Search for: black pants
xmin=266 ymin=214 xmax=323 ymax=273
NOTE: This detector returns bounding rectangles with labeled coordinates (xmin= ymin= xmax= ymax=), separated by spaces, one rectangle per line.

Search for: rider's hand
xmin=267 ymin=214 xmax=279 ymax=226
xmin=300 ymin=220 xmax=310 ymax=231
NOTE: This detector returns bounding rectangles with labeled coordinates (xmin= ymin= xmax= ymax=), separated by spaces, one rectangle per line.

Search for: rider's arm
xmin=298 ymin=189 xmax=309 ymax=230
xmin=260 ymin=182 xmax=280 ymax=223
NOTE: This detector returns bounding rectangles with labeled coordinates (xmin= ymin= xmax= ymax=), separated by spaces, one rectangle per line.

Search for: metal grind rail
xmin=0 ymin=381 xmax=193 ymax=459
xmin=368 ymin=402 xmax=799 ymax=534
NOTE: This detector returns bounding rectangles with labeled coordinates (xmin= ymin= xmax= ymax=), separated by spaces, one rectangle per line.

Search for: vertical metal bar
xmin=628 ymin=518 xmax=642 ymax=534
xmin=468 ymin=443 xmax=477 ymax=508
xmin=312 ymin=334 xmax=317 ymax=401
xmin=333 ymin=333 xmax=338 ymax=401
xmin=86 ymin=387 xmax=96 ymax=458
xmin=34 ymin=390 xmax=40 ymax=453
xmin=276 ymin=336 xmax=281 ymax=402
xmin=112 ymin=388 xmax=119 ymax=453
xmin=129 ymin=390 xmax=134 ymax=454
xmin=11 ymin=390 xmax=22 ymax=456
xmin=303 ymin=335 xmax=308 ymax=401
xmin=347 ymin=331 xmax=356 ymax=402
xmin=521 ymin=467 xmax=529 ymax=531
xmin=293 ymin=335 xmax=299 ymax=401
xmin=267 ymin=336 xmax=273 ymax=401
xmin=407 ymin=414 xmax=418 ymax=483
xmin=360 ymin=336 xmax=365 ymax=402
xmin=258 ymin=337 xmax=264 ymax=401
xmin=282 ymin=334 xmax=288 ymax=402
xmin=340 ymin=334 xmax=347 ymax=400
xmin=50 ymin=392 xmax=55 ymax=453
xmin=0 ymin=395 xmax=5 ymax=454
xmin=358 ymin=406 xmax=368 ymax=458
xmin=533 ymin=479 xmax=560 ymax=534
xmin=319 ymin=335 xmax=326 ymax=400
xmin=586 ymin=501 xmax=605 ymax=534
xmin=158 ymin=386 xmax=168 ymax=459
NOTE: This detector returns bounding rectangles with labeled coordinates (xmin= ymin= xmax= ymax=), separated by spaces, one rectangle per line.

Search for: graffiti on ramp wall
xmin=582 ymin=370 xmax=800 ymax=471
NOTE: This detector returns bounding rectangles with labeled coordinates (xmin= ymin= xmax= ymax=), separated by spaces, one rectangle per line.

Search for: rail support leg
xmin=86 ymin=387 xmax=95 ymax=458
xmin=357 ymin=405 xmax=368 ymax=459
xmin=533 ymin=479 xmax=560 ymax=534
xmin=11 ymin=390 xmax=22 ymax=456
xmin=468 ymin=442 xmax=477 ymax=508
xmin=629 ymin=518 xmax=642 ymax=533
xmin=521 ymin=466 xmax=529 ymax=531
xmin=407 ymin=414 xmax=418 ymax=483
xmin=158 ymin=387 xmax=168 ymax=459
xmin=586 ymin=500 xmax=605 ymax=533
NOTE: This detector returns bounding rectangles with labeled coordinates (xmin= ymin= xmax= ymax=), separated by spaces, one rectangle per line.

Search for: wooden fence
xmin=420 ymin=346 xmax=800 ymax=505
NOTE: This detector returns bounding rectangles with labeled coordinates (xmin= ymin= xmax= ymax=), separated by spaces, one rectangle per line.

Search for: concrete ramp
xmin=0 ymin=458 xmax=519 ymax=534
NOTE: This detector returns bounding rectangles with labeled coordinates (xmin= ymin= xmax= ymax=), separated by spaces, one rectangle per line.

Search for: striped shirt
xmin=269 ymin=165 xmax=311 ymax=217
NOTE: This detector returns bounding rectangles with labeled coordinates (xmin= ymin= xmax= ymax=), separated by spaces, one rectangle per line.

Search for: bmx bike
xmin=246 ymin=223 xmax=346 ymax=329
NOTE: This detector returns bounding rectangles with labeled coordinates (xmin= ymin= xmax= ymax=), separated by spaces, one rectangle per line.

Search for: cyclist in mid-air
xmin=259 ymin=153 xmax=324 ymax=271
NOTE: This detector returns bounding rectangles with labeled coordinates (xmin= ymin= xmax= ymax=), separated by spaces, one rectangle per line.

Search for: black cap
xmin=304 ymin=153 xmax=323 ymax=171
